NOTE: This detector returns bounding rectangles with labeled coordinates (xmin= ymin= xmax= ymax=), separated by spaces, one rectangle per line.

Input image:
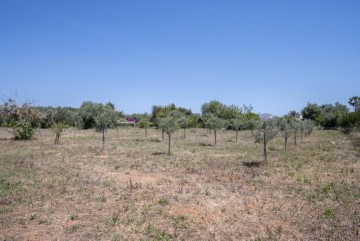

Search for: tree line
xmin=0 ymin=96 xmax=359 ymax=144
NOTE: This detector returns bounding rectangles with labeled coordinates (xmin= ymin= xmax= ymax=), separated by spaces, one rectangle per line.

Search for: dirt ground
xmin=0 ymin=127 xmax=359 ymax=240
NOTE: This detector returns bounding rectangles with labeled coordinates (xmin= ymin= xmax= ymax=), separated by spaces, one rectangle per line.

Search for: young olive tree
xmin=137 ymin=116 xmax=152 ymax=136
xmin=95 ymin=106 xmax=117 ymax=147
xmin=231 ymin=117 xmax=245 ymax=142
xmin=247 ymin=119 xmax=259 ymax=137
xmin=255 ymin=119 xmax=278 ymax=164
xmin=293 ymin=121 xmax=300 ymax=146
xmin=205 ymin=116 xmax=225 ymax=145
xmin=50 ymin=122 xmax=67 ymax=145
xmin=158 ymin=113 xmax=181 ymax=155
xmin=178 ymin=115 xmax=190 ymax=139
xmin=280 ymin=119 xmax=294 ymax=150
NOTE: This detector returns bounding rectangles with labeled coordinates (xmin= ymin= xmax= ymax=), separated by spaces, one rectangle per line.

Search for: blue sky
xmin=1 ymin=0 xmax=359 ymax=115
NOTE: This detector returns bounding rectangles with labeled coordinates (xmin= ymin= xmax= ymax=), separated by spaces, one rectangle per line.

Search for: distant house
xmin=117 ymin=117 xmax=137 ymax=127
xmin=127 ymin=117 xmax=137 ymax=125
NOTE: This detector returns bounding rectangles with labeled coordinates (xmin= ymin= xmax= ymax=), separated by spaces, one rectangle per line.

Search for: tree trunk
xmin=285 ymin=135 xmax=287 ymax=150
xmin=102 ymin=128 xmax=105 ymax=147
xmin=167 ymin=133 xmax=171 ymax=155
xmin=263 ymin=132 xmax=267 ymax=164
xmin=117 ymin=126 xmax=119 ymax=138
xmin=183 ymin=128 xmax=186 ymax=139
xmin=214 ymin=130 xmax=217 ymax=145
xmin=294 ymin=132 xmax=297 ymax=146
xmin=235 ymin=130 xmax=238 ymax=142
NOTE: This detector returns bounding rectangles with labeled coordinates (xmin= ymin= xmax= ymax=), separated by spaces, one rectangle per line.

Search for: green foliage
xmin=280 ymin=119 xmax=294 ymax=150
xmin=339 ymin=110 xmax=360 ymax=133
xmin=0 ymin=98 xmax=40 ymax=139
xmin=201 ymin=100 xmax=242 ymax=120
xmin=205 ymin=115 xmax=225 ymax=145
xmin=230 ymin=117 xmax=246 ymax=141
xmin=255 ymin=119 xmax=278 ymax=163
xmin=348 ymin=96 xmax=360 ymax=111
xmin=301 ymin=103 xmax=322 ymax=122
xmin=301 ymin=102 xmax=349 ymax=128
xmin=137 ymin=116 xmax=152 ymax=136
xmin=151 ymin=103 xmax=192 ymax=126
xmin=11 ymin=120 xmax=35 ymax=140
xmin=158 ymin=111 xmax=182 ymax=155
xmin=50 ymin=122 xmax=67 ymax=145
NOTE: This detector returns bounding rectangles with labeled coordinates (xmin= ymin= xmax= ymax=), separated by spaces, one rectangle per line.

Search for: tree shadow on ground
xmin=242 ymin=160 xmax=264 ymax=168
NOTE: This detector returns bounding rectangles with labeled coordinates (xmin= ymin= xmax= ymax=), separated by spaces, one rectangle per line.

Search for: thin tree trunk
xmin=214 ymin=130 xmax=217 ymax=145
xmin=168 ymin=133 xmax=171 ymax=155
xmin=162 ymin=130 xmax=164 ymax=142
xmin=183 ymin=128 xmax=186 ymax=139
xmin=102 ymin=128 xmax=105 ymax=147
xmin=236 ymin=130 xmax=238 ymax=142
xmin=263 ymin=132 xmax=267 ymax=164
xmin=294 ymin=132 xmax=297 ymax=146
xmin=285 ymin=135 xmax=287 ymax=150
xmin=117 ymin=126 xmax=119 ymax=138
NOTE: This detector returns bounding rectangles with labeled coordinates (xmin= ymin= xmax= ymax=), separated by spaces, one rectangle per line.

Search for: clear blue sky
xmin=1 ymin=0 xmax=359 ymax=115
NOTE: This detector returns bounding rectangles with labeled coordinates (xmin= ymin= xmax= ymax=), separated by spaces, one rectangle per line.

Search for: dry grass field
xmin=0 ymin=127 xmax=359 ymax=241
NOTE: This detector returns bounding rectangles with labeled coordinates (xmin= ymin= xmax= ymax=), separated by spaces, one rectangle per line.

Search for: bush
xmin=11 ymin=120 xmax=35 ymax=140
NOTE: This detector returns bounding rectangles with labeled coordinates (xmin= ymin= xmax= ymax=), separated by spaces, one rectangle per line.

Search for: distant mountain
xmin=259 ymin=113 xmax=275 ymax=121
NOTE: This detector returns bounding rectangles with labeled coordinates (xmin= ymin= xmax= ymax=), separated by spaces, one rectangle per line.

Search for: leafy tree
xmin=0 ymin=98 xmax=40 ymax=140
xmin=51 ymin=122 xmax=67 ymax=145
xmin=340 ymin=111 xmax=360 ymax=133
xmin=201 ymin=100 xmax=242 ymax=120
xmin=348 ymin=96 xmax=360 ymax=111
xmin=230 ymin=117 xmax=245 ymax=142
xmin=137 ymin=116 xmax=152 ymax=136
xmin=79 ymin=101 xmax=103 ymax=129
xmin=301 ymin=103 xmax=321 ymax=122
xmin=293 ymin=121 xmax=301 ymax=146
xmin=255 ymin=119 xmax=278 ymax=164
xmin=94 ymin=106 xmax=117 ymax=147
xmin=247 ymin=119 xmax=260 ymax=137
xmin=158 ymin=113 xmax=181 ymax=155
xmin=205 ymin=116 xmax=225 ymax=145
xmin=280 ymin=119 xmax=294 ymax=150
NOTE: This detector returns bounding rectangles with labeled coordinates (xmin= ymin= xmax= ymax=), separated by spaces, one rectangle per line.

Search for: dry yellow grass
xmin=0 ymin=127 xmax=359 ymax=240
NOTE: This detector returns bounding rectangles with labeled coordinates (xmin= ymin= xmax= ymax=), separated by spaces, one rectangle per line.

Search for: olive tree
xmin=50 ymin=122 xmax=67 ymax=145
xmin=95 ymin=106 xmax=117 ymax=147
xmin=158 ymin=112 xmax=181 ymax=155
xmin=137 ymin=116 xmax=152 ymax=136
xmin=230 ymin=117 xmax=245 ymax=142
xmin=280 ymin=119 xmax=294 ymax=150
xmin=247 ymin=119 xmax=259 ymax=137
xmin=205 ymin=115 xmax=225 ymax=145
xmin=255 ymin=119 xmax=278 ymax=164
xmin=293 ymin=121 xmax=300 ymax=146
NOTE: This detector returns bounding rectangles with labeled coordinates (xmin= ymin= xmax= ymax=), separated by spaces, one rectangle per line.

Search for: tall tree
xmin=348 ymin=96 xmax=360 ymax=111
